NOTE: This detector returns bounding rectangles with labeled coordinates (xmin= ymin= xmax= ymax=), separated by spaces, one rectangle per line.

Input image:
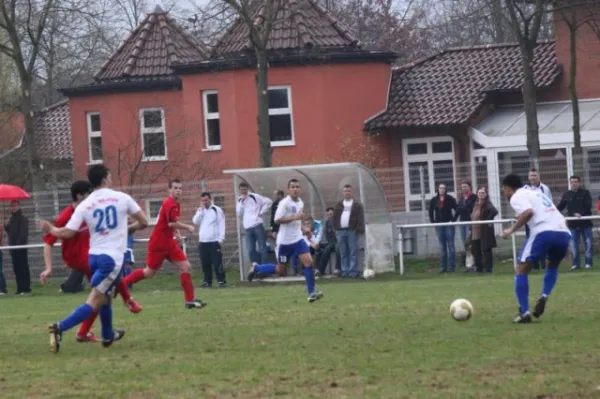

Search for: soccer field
xmin=1 ymin=266 xmax=600 ymax=399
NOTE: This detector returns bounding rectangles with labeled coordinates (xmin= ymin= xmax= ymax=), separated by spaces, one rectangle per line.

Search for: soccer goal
xmin=224 ymin=163 xmax=395 ymax=281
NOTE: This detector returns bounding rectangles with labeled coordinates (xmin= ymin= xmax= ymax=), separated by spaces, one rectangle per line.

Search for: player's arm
xmin=41 ymin=243 xmax=54 ymax=284
xmin=502 ymin=195 xmax=533 ymax=238
xmin=40 ymin=219 xmax=79 ymax=239
xmin=166 ymin=205 xmax=194 ymax=233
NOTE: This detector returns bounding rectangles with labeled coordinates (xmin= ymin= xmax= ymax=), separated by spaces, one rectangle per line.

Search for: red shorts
xmin=147 ymin=245 xmax=187 ymax=270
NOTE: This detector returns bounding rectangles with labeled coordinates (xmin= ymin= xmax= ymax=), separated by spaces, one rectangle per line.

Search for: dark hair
xmin=288 ymin=179 xmax=300 ymax=188
xmin=71 ymin=180 xmax=93 ymax=201
xmin=570 ymin=175 xmax=581 ymax=181
xmin=461 ymin=180 xmax=472 ymax=189
xmin=326 ymin=207 xmax=334 ymax=212
xmin=168 ymin=179 xmax=182 ymax=188
xmin=502 ymin=174 xmax=523 ymax=190
xmin=276 ymin=190 xmax=284 ymax=197
xmin=239 ymin=182 xmax=249 ymax=188
xmin=200 ymin=192 xmax=212 ymax=199
xmin=476 ymin=186 xmax=488 ymax=195
xmin=343 ymin=184 xmax=352 ymax=189
xmin=529 ymin=168 xmax=538 ymax=173
xmin=87 ymin=164 xmax=109 ymax=188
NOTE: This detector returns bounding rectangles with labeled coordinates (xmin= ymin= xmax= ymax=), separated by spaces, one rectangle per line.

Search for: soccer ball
xmin=449 ymin=298 xmax=473 ymax=321
xmin=363 ymin=269 xmax=375 ymax=279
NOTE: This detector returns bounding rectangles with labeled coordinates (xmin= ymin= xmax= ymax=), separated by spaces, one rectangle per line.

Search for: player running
xmin=41 ymin=165 xmax=149 ymax=352
xmin=41 ymin=180 xmax=143 ymax=343
xmin=122 ymin=179 xmax=206 ymax=309
xmin=500 ymin=173 xmax=571 ymax=324
xmin=247 ymin=179 xmax=323 ymax=303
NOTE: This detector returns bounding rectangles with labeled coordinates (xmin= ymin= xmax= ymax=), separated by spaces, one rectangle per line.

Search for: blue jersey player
xmin=500 ymin=174 xmax=570 ymax=324
xmin=41 ymin=164 xmax=149 ymax=352
xmin=247 ymin=179 xmax=323 ymax=303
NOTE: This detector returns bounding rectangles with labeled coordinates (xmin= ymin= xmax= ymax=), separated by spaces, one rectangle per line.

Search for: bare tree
xmin=221 ymin=0 xmax=282 ymax=168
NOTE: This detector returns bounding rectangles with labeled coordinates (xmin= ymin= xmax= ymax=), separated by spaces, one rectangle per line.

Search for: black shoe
xmin=185 ymin=300 xmax=207 ymax=309
xmin=218 ymin=282 xmax=226 ymax=288
xmin=247 ymin=262 xmax=258 ymax=282
xmin=48 ymin=323 xmax=62 ymax=353
xmin=201 ymin=282 xmax=212 ymax=288
xmin=512 ymin=311 xmax=533 ymax=324
xmin=533 ymin=296 xmax=547 ymax=318
xmin=102 ymin=329 xmax=125 ymax=348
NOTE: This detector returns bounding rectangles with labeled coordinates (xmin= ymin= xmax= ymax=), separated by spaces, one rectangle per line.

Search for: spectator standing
xmin=469 ymin=187 xmax=498 ymax=273
xmin=316 ymin=207 xmax=340 ymax=276
xmin=524 ymin=168 xmax=552 ymax=269
xmin=236 ymin=182 xmax=272 ymax=265
xmin=428 ymin=184 xmax=458 ymax=273
xmin=4 ymin=200 xmax=31 ymax=294
xmin=557 ymin=176 xmax=593 ymax=270
xmin=0 ymin=227 xmax=6 ymax=295
xmin=270 ymin=190 xmax=285 ymax=237
xmin=456 ymin=181 xmax=477 ymax=267
xmin=194 ymin=192 xmax=227 ymax=288
xmin=333 ymin=184 xmax=365 ymax=278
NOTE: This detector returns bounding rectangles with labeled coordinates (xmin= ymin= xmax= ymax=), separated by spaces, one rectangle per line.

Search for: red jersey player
xmin=41 ymin=180 xmax=143 ymax=343
xmin=123 ymin=179 xmax=206 ymax=309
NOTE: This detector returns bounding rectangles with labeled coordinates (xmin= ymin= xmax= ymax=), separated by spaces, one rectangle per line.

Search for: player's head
xmin=570 ymin=175 xmax=581 ymax=190
xmin=326 ymin=207 xmax=334 ymax=219
xmin=70 ymin=180 xmax=93 ymax=202
xmin=88 ymin=164 xmax=111 ymax=189
xmin=502 ymin=174 xmax=523 ymax=200
xmin=343 ymin=184 xmax=353 ymax=200
xmin=169 ymin=179 xmax=182 ymax=200
xmin=288 ymin=179 xmax=300 ymax=198
xmin=437 ymin=184 xmax=446 ymax=195
xmin=461 ymin=180 xmax=472 ymax=194
xmin=476 ymin=186 xmax=488 ymax=201
xmin=239 ymin=182 xmax=249 ymax=196
xmin=274 ymin=189 xmax=284 ymax=200
xmin=200 ymin=191 xmax=212 ymax=208
xmin=528 ymin=168 xmax=540 ymax=186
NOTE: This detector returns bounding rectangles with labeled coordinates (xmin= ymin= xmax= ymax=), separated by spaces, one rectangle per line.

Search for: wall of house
xmin=180 ymin=62 xmax=391 ymax=169
xmin=550 ymin=3 xmax=600 ymax=101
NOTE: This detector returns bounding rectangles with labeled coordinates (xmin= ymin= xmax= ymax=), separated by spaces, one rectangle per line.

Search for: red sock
xmin=180 ymin=272 xmax=195 ymax=302
xmin=77 ymin=311 xmax=98 ymax=337
xmin=124 ymin=268 xmax=146 ymax=286
xmin=115 ymin=280 xmax=131 ymax=302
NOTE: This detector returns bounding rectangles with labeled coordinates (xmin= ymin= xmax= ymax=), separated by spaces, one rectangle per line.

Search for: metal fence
xmin=1 ymin=154 xmax=599 ymax=280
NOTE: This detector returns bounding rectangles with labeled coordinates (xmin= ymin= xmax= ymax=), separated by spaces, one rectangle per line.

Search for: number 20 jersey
xmin=509 ymin=188 xmax=569 ymax=237
xmin=66 ymin=187 xmax=141 ymax=265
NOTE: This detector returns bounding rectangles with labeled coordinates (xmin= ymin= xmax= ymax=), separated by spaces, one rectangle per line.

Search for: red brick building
xmin=57 ymin=0 xmax=600 ymax=215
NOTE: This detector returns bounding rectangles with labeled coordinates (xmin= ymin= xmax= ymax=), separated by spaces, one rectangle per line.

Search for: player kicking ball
xmin=122 ymin=179 xmax=206 ymax=309
xmin=247 ymin=179 xmax=323 ymax=303
xmin=500 ymin=173 xmax=570 ymax=324
xmin=41 ymin=165 xmax=149 ymax=352
xmin=41 ymin=180 xmax=143 ymax=343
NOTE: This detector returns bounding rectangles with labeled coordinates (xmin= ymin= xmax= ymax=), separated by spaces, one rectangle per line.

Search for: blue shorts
xmin=276 ymin=240 xmax=310 ymax=264
xmin=518 ymin=231 xmax=571 ymax=267
xmin=89 ymin=254 xmax=124 ymax=296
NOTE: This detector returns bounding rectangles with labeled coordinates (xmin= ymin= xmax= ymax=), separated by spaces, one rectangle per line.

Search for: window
xmin=202 ymin=91 xmax=221 ymax=149
xmin=145 ymin=199 xmax=163 ymax=224
xmin=87 ymin=112 xmax=103 ymax=163
xmin=268 ymin=86 xmax=294 ymax=146
xmin=212 ymin=192 xmax=225 ymax=209
xmin=402 ymin=137 xmax=455 ymax=211
xmin=140 ymin=108 xmax=167 ymax=161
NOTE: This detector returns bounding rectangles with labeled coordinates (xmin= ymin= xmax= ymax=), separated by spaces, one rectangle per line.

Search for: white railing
xmin=0 ymin=237 xmax=189 ymax=254
xmin=397 ymin=216 xmax=600 ymax=275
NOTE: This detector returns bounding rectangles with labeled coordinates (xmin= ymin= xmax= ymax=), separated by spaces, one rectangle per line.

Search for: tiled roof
xmin=0 ymin=101 xmax=72 ymax=161
xmin=94 ymin=6 xmax=209 ymax=81
xmin=365 ymin=42 xmax=561 ymax=130
xmin=212 ymin=0 xmax=360 ymax=57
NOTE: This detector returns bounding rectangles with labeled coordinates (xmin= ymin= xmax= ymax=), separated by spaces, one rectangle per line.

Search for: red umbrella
xmin=0 ymin=185 xmax=30 ymax=201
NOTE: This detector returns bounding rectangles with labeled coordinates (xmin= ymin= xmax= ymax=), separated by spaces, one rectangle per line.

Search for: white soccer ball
xmin=449 ymin=298 xmax=473 ymax=321
xmin=363 ymin=269 xmax=376 ymax=279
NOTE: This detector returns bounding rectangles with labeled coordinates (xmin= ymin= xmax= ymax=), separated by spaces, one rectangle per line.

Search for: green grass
xmin=2 ymin=264 xmax=600 ymax=399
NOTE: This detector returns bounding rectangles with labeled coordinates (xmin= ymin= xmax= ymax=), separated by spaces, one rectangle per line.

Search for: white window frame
xmin=211 ymin=192 xmax=226 ymax=209
xmin=140 ymin=107 xmax=168 ymax=162
xmin=202 ymin=90 xmax=221 ymax=151
xmin=145 ymin=198 xmax=163 ymax=225
xmin=268 ymin=85 xmax=295 ymax=147
xmin=86 ymin=112 xmax=103 ymax=164
xmin=402 ymin=136 xmax=456 ymax=211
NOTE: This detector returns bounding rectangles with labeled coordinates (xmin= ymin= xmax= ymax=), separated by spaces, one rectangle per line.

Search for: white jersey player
xmin=247 ymin=179 xmax=323 ymax=303
xmin=41 ymin=165 xmax=148 ymax=352
xmin=501 ymin=173 xmax=570 ymax=324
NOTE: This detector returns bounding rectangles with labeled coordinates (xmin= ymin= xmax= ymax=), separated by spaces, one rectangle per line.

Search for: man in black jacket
xmin=557 ymin=176 xmax=593 ymax=270
xmin=428 ymin=184 xmax=458 ymax=273
xmin=456 ymin=181 xmax=477 ymax=267
xmin=4 ymin=200 xmax=31 ymax=295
